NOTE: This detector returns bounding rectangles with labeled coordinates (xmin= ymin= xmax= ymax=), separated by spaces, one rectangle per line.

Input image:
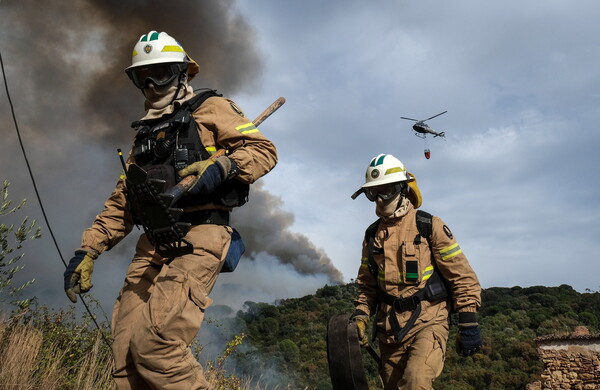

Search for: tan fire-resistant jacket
xmin=80 ymin=95 xmax=278 ymax=255
xmin=354 ymin=203 xmax=481 ymax=343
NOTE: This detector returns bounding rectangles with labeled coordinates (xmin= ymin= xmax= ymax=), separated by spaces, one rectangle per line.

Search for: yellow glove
xmin=178 ymin=156 xmax=232 ymax=181
xmin=352 ymin=311 xmax=370 ymax=347
xmin=178 ymin=159 xmax=215 ymax=179
xmin=64 ymin=250 xmax=97 ymax=303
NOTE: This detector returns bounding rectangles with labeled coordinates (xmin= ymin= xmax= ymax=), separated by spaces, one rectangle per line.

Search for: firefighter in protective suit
xmin=63 ymin=31 xmax=277 ymax=389
xmin=351 ymin=154 xmax=481 ymax=390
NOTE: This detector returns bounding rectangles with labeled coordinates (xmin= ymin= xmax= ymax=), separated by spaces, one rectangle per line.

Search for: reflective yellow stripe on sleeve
xmin=235 ymin=122 xmax=259 ymax=135
xmin=440 ymin=243 xmax=462 ymax=260
xmin=422 ymin=266 xmax=434 ymax=280
xmin=360 ymin=257 xmax=369 ymax=269
xmin=205 ymin=146 xmax=217 ymax=155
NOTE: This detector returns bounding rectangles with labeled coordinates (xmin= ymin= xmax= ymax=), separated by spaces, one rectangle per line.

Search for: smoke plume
xmin=0 ymin=0 xmax=343 ymax=312
xmin=233 ymin=182 xmax=344 ymax=283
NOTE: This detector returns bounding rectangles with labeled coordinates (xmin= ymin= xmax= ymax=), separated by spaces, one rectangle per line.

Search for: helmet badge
xmin=371 ymin=169 xmax=380 ymax=179
xmin=144 ymin=44 xmax=153 ymax=54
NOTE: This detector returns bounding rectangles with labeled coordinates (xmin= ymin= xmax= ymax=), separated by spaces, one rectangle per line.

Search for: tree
xmin=279 ymin=339 xmax=300 ymax=363
xmin=0 ymin=180 xmax=41 ymax=309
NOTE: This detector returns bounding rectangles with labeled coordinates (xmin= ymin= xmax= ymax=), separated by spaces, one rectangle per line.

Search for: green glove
xmin=64 ymin=249 xmax=98 ymax=303
xmin=352 ymin=310 xmax=370 ymax=347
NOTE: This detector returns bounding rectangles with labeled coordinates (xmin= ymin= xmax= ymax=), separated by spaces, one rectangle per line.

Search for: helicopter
xmin=400 ymin=111 xmax=447 ymax=159
xmin=400 ymin=110 xmax=447 ymax=139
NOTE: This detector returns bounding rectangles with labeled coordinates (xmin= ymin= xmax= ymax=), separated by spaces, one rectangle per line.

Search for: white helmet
xmin=127 ymin=31 xmax=187 ymax=69
xmin=125 ymin=31 xmax=200 ymax=88
xmin=363 ymin=154 xmax=409 ymax=188
xmin=351 ymin=154 xmax=419 ymax=204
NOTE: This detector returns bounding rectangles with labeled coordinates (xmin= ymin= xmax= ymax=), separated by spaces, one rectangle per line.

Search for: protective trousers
xmin=379 ymin=323 xmax=449 ymax=390
xmin=111 ymin=224 xmax=232 ymax=390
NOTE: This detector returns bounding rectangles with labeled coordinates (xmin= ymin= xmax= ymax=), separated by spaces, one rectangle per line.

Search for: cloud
xmin=233 ymin=0 xmax=600 ymax=292
xmin=3 ymin=1 xmax=600 ymax=318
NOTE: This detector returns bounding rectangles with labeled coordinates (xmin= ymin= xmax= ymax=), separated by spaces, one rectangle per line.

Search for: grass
xmin=0 ymin=307 xmax=287 ymax=390
xmin=0 ymin=316 xmax=114 ymax=390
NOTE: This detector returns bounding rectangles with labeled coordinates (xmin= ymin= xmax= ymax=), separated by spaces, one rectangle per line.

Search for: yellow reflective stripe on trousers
xmin=440 ymin=243 xmax=462 ymax=260
xmin=235 ymin=122 xmax=259 ymax=134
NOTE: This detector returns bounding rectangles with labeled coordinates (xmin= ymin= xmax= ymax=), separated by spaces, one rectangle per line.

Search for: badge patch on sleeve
xmin=229 ymin=102 xmax=245 ymax=117
xmin=443 ymin=225 xmax=453 ymax=239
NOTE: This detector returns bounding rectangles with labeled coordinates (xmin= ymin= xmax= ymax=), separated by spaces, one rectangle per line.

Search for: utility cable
xmin=0 ymin=49 xmax=111 ymax=348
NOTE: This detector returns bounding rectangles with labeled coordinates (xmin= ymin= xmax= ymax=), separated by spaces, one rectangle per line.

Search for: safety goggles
xmin=364 ymin=182 xmax=405 ymax=202
xmin=126 ymin=62 xmax=188 ymax=89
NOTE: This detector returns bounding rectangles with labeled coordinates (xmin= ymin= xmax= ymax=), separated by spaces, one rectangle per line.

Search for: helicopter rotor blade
xmin=400 ymin=117 xmax=419 ymax=121
xmin=424 ymin=111 xmax=447 ymax=121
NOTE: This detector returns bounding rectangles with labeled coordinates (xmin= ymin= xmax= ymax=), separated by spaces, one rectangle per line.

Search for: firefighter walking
xmin=63 ymin=31 xmax=277 ymax=389
xmin=351 ymin=154 xmax=482 ymax=389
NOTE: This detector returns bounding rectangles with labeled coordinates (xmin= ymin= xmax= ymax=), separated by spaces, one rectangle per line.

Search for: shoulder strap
xmin=415 ymin=209 xmax=455 ymax=308
xmin=414 ymin=210 xmax=432 ymax=245
xmin=364 ymin=218 xmax=381 ymax=242
xmin=173 ymin=89 xmax=222 ymax=166
xmin=416 ymin=210 xmax=432 ymax=238
xmin=182 ymin=88 xmax=222 ymax=112
xmin=364 ymin=219 xmax=381 ymax=278
xmin=130 ymin=89 xmax=221 ymax=130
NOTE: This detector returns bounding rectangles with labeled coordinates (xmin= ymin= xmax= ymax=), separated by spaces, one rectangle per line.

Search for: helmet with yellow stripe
xmin=363 ymin=154 xmax=409 ymax=188
xmin=352 ymin=154 xmax=422 ymax=208
xmin=125 ymin=31 xmax=200 ymax=89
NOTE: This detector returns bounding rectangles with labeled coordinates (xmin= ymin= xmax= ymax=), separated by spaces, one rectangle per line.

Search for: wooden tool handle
xmin=168 ymin=149 xmax=226 ymax=199
xmin=168 ymin=97 xmax=285 ymax=202
xmin=253 ymin=97 xmax=286 ymax=127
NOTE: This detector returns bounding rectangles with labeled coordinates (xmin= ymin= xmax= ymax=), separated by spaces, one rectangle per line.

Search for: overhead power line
xmin=0 ymin=48 xmax=111 ymax=348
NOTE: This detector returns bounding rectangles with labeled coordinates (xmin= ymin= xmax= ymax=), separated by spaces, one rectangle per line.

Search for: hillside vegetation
xmin=0 ymin=283 xmax=598 ymax=389
xmin=213 ymin=282 xmax=600 ymax=389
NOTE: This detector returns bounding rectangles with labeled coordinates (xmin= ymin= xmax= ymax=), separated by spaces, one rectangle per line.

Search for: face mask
xmin=144 ymin=80 xmax=181 ymax=109
xmin=375 ymin=193 xmax=402 ymax=218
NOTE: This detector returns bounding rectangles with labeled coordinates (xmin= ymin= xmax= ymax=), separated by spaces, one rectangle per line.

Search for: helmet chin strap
xmin=169 ymin=71 xmax=188 ymax=105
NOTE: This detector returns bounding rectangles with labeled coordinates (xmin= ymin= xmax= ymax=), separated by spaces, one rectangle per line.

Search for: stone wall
xmin=537 ymin=348 xmax=600 ymax=389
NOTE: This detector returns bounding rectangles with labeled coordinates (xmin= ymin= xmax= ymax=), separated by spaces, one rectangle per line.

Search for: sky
xmin=1 ymin=0 xmax=599 ymax=320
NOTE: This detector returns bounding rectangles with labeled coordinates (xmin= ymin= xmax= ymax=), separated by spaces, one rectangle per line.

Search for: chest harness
xmin=365 ymin=210 xmax=450 ymax=342
xmin=124 ymin=89 xmax=248 ymax=259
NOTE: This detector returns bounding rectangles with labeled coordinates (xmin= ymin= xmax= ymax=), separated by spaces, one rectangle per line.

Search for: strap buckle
xmin=393 ymin=295 xmax=421 ymax=313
